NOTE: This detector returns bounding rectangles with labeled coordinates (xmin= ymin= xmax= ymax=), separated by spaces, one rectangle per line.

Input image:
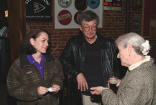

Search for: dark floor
xmin=0 ymin=81 xmax=16 ymax=105
xmin=0 ymin=82 xmax=8 ymax=105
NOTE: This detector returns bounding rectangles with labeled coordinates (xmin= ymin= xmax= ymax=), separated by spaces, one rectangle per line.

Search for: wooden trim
xmin=7 ymin=0 xmax=26 ymax=62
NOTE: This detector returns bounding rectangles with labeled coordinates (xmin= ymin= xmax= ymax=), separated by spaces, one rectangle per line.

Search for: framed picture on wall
xmin=26 ymin=0 xmax=52 ymax=22
xmin=54 ymin=0 xmax=103 ymax=29
xmin=104 ymin=0 xmax=122 ymax=11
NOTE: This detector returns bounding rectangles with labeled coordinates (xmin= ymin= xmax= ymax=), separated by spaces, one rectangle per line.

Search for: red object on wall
xmin=57 ymin=10 xmax=72 ymax=25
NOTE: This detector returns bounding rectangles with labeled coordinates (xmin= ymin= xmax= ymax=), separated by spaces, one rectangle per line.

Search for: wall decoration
xmin=57 ymin=10 xmax=72 ymax=25
xmin=58 ymin=0 xmax=72 ymax=8
xmin=55 ymin=0 xmax=103 ymax=29
xmin=74 ymin=11 xmax=81 ymax=24
xmin=26 ymin=0 xmax=52 ymax=21
xmin=75 ymin=0 xmax=88 ymax=11
xmin=104 ymin=0 xmax=122 ymax=11
xmin=88 ymin=0 xmax=100 ymax=9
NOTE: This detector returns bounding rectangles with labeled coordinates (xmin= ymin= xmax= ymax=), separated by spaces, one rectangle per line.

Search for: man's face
xmin=80 ymin=19 xmax=97 ymax=40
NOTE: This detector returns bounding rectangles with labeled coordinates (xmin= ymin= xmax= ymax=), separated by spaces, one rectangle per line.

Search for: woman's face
xmin=30 ymin=32 xmax=49 ymax=54
xmin=117 ymin=44 xmax=130 ymax=67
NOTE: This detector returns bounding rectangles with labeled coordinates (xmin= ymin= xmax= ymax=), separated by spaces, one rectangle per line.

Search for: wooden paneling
xmin=144 ymin=0 xmax=156 ymax=38
xmin=7 ymin=0 xmax=26 ymax=62
xmin=149 ymin=39 xmax=156 ymax=63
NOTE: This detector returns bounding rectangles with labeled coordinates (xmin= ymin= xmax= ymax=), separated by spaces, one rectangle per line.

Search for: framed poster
xmin=54 ymin=0 xmax=103 ymax=29
xmin=26 ymin=0 xmax=52 ymax=21
xmin=104 ymin=0 xmax=122 ymax=11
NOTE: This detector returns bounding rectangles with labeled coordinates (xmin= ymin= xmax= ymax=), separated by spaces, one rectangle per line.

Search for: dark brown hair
xmin=21 ymin=29 xmax=51 ymax=55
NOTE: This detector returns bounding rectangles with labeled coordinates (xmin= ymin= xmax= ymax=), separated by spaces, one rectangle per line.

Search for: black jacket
xmin=60 ymin=32 xmax=126 ymax=85
xmin=59 ymin=32 xmax=126 ymax=105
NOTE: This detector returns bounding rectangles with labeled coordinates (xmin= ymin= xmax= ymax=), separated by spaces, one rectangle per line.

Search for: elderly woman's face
xmin=30 ymin=32 xmax=49 ymax=54
xmin=117 ymin=44 xmax=130 ymax=67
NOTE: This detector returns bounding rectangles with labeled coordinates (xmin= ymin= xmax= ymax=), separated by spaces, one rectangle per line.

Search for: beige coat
xmin=101 ymin=60 xmax=155 ymax=105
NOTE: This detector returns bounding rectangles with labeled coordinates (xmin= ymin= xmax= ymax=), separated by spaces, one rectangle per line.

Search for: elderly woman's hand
xmin=108 ymin=77 xmax=121 ymax=88
xmin=116 ymin=79 xmax=121 ymax=87
xmin=90 ymin=86 xmax=105 ymax=95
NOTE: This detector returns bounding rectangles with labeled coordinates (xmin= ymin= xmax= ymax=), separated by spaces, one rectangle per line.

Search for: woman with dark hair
xmin=7 ymin=29 xmax=64 ymax=105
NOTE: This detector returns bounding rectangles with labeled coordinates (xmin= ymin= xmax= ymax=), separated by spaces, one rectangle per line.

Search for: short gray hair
xmin=79 ymin=10 xmax=99 ymax=25
xmin=115 ymin=32 xmax=151 ymax=55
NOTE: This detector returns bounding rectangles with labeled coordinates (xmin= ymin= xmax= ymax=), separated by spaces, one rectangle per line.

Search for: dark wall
xmin=0 ymin=0 xmax=7 ymax=10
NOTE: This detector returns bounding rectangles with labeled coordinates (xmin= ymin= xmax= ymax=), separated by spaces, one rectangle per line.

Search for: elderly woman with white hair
xmin=90 ymin=32 xmax=156 ymax=105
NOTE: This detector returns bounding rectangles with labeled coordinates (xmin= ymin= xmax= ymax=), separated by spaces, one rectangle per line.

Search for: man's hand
xmin=76 ymin=73 xmax=88 ymax=91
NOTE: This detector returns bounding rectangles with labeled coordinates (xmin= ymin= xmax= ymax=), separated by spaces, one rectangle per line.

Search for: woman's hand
xmin=116 ymin=79 xmax=121 ymax=87
xmin=51 ymin=84 xmax=60 ymax=93
xmin=108 ymin=77 xmax=121 ymax=88
xmin=37 ymin=86 xmax=48 ymax=95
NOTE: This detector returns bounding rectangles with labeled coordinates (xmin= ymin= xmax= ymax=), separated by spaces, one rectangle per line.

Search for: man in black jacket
xmin=59 ymin=10 xmax=126 ymax=105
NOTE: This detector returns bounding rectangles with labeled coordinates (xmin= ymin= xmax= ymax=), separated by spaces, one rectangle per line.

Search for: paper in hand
xmin=48 ymin=87 xmax=53 ymax=92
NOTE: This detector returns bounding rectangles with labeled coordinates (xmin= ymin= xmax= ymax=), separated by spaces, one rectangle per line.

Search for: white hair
xmin=115 ymin=32 xmax=151 ymax=55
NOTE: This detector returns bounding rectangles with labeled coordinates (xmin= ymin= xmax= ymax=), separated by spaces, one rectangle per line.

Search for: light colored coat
xmin=152 ymin=61 xmax=156 ymax=105
xmin=101 ymin=60 xmax=155 ymax=105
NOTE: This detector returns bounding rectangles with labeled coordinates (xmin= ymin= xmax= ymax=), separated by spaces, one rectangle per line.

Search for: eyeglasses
xmin=82 ymin=24 xmax=97 ymax=32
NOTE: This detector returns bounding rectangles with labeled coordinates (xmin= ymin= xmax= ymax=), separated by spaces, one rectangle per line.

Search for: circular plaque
xmin=74 ymin=11 xmax=81 ymax=24
xmin=88 ymin=0 xmax=100 ymax=9
xmin=57 ymin=10 xmax=72 ymax=25
xmin=58 ymin=0 xmax=72 ymax=8
xmin=75 ymin=0 xmax=87 ymax=11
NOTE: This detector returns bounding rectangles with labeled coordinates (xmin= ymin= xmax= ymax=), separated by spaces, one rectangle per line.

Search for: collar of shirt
xmin=128 ymin=56 xmax=151 ymax=71
xmin=26 ymin=54 xmax=45 ymax=79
